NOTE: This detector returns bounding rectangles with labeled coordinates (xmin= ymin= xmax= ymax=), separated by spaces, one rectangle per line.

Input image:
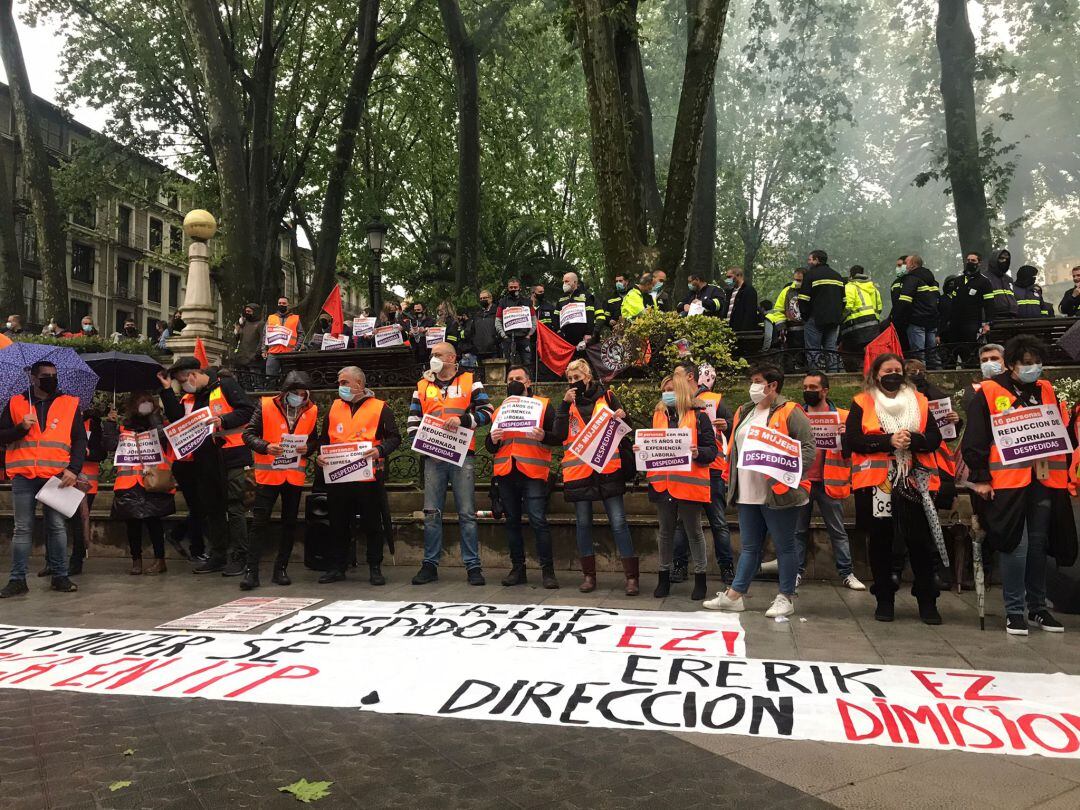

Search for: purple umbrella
xmin=0 ymin=342 xmax=100 ymax=410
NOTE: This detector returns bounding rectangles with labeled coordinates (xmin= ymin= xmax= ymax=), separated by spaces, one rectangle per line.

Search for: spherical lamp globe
xmin=183 ymin=209 xmax=218 ymax=242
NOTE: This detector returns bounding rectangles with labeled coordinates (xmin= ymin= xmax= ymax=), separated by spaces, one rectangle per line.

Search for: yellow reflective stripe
xmin=916 ymin=285 xmax=939 ymax=293
xmin=797 ymin=294 xmax=811 ymax=301
xmin=898 ymin=295 xmax=913 ymax=303
xmin=11 ymin=439 xmax=72 ymax=451
xmin=811 ymin=279 xmax=845 ymax=287
xmin=507 ymin=456 xmax=551 ymax=468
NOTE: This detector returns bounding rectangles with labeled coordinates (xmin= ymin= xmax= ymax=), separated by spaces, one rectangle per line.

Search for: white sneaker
xmin=759 ymin=559 xmax=779 ymax=575
xmin=702 ymin=590 xmax=745 ymax=612
xmin=843 ymin=574 xmax=867 ymax=591
xmin=765 ymin=594 xmax=795 ymax=618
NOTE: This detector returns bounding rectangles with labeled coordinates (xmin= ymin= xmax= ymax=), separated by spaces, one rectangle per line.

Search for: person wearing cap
xmin=240 ymin=371 xmax=320 ymax=590
xmin=158 ymin=356 xmax=255 ymax=576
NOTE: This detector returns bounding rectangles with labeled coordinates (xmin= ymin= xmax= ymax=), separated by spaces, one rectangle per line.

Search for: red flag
xmin=320 ymin=284 xmax=344 ymax=335
xmin=536 ymin=321 xmax=575 ymax=376
xmin=863 ymin=324 xmax=903 ymax=376
xmin=194 ymin=337 xmax=209 ymax=369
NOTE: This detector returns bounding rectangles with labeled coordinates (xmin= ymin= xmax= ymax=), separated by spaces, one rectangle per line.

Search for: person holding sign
xmin=240 ymin=371 xmax=320 ymax=590
xmin=794 ymin=372 xmax=864 ymax=591
xmin=846 ymin=353 xmax=944 ymax=625
xmin=486 ymin=366 xmax=560 ymax=589
xmin=263 ymin=296 xmax=303 ymax=379
xmin=496 ymin=279 xmax=534 ymax=368
xmin=643 ymin=367 xmax=717 ymax=601
xmin=702 ymin=364 xmax=815 ymax=618
xmin=111 ymin=393 xmax=175 ymax=575
xmin=552 ymin=359 xmax=638 ymax=595
xmin=315 ymin=367 xmax=400 ymax=585
xmin=408 ymin=343 xmax=493 ymax=586
xmin=961 ymin=335 xmax=1074 ymax=635
xmin=555 ymin=272 xmax=598 ymax=356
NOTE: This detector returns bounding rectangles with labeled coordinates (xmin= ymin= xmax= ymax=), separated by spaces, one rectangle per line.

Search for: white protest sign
xmin=164 ymin=407 xmax=213 ymax=459
xmin=703 ymin=400 xmax=718 ymax=422
xmin=425 ymin=327 xmax=447 ymax=348
xmin=559 ymin=301 xmax=586 ymax=327
xmin=411 ymin=415 xmax=474 ymax=467
xmin=688 ymin=300 xmax=705 ymax=316
xmin=320 ymin=441 xmax=375 ymax=483
xmin=807 ymin=412 xmax=842 ymax=451
xmin=374 ymin=325 xmax=404 ymax=348
xmin=113 ymin=433 xmax=142 ymax=467
xmin=320 ymin=334 xmax=349 ymax=351
xmin=990 ymin=404 xmax=1070 ymax=466
xmin=492 ymin=396 xmax=544 ymax=433
xmin=634 ymin=428 xmax=693 ymax=472
xmin=352 ymin=317 xmax=376 ymax=337
xmin=502 ymin=306 xmax=533 ymax=332
xmin=136 ymin=430 xmax=165 ymax=465
xmin=156 ymin=597 xmax=322 ymax=632
xmin=872 ymin=485 xmax=892 ymax=519
xmin=739 ymin=424 xmax=803 ymax=487
xmin=272 ymin=433 xmax=309 ymax=470
xmin=264 ymin=325 xmax=292 ymax=347
xmin=568 ymin=408 xmax=631 ymax=473
xmin=928 ymin=397 xmax=957 ymax=441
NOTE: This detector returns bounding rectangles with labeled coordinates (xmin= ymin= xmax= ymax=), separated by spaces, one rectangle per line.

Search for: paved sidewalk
xmin=1 ymin=557 xmax=1079 ymax=809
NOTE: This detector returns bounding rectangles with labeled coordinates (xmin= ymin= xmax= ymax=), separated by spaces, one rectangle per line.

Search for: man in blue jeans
xmin=0 ymin=361 xmax=87 ymax=598
xmin=408 ymin=342 xmax=494 ymax=585
xmin=892 ymin=254 xmax=942 ymax=369
xmin=486 ymin=366 xmax=559 ymax=589
xmin=798 ymin=250 xmax=846 ymax=372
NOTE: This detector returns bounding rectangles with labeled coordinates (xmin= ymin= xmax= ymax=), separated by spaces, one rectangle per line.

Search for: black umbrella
xmin=81 ymin=352 xmax=166 ymax=394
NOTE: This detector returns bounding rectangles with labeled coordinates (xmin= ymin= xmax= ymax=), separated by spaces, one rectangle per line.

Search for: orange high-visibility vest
xmin=113 ymin=428 xmax=175 ymax=492
xmin=266 ymin=312 xmax=301 ymax=354
xmin=253 ymin=397 xmax=318 ymax=486
xmin=5 ymin=394 xmax=80 ymax=479
xmin=417 ymin=372 xmax=477 ymax=451
xmin=327 ymin=396 xmax=386 ymax=478
xmin=809 ymin=406 xmax=852 ymax=499
xmin=561 ymin=399 xmax=621 ymax=482
xmin=725 ymin=400 xmax=812 ymax=495
xmin=698 ymin=391 xmax=728 ymax=474
xmin=492 ymin=396 xmax=552 ymax=481
xmin=646 ymin=409 xmax=710 ymax=503
xmin=981 ymin=379 xmax=1069 ymax=490
xmin=208 ymin=385 xmax=244 ymax=449
xmin=850 ymin=391 xmax=940 ymax=492
xmin=82 ymin=418 xmax=100 ymax=494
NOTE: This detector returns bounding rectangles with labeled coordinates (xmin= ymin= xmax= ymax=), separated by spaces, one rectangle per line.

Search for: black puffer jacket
xmin=552 ymin=386 xmax=628 ymax=502
xmin=110 ymin=413 xmax=177 ymax=521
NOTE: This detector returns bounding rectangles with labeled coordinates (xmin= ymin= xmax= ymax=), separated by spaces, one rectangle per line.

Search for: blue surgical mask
xmin=338 ymin=385 xmax=353 ymax=401
xmin=615 ymin=281 xmax=626 ymax=292
xmin=1016 ymin=364 xmax=1042 ymax=384
xmin=653 ymin=281 xmax=663 ymax=294
xmin=286 ymin=392 xmax=306 ymax=407
xmin=661 ymin=391 xmax=677 ymax=407
xmin=687 ymin=283 xmax=695 ymax=291
xmin=980 ymin=360 xmax=1002 ymax=380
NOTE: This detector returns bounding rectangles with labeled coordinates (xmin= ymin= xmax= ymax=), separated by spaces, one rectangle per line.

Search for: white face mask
xmin=749 ymin=382 xmax=767 ymax=404
xmin=429 ymin=356 xmax=444 ymax=374
xmin=137 ymin=402 xmax=154 ymax=416
xmin=980 ymin=360 xmax=1003 ymax=380
xmin=181 ymin=380 xmax=198 ymax=394
xmin=562 ymin=283 xmax=573 ymax=294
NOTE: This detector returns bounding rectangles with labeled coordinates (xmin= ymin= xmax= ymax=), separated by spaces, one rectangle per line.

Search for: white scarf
xmin=871 ymin=385 xmax=921 ymax=474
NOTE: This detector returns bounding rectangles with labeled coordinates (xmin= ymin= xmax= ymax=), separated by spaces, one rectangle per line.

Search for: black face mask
xmin=879 ymin=373 xmax=904 ymax=393
xmin=572 ymin=380 xmax=588 ymax=398
xmin=37 ymin=376 xmax=58 ymax=394
xmin=964 ymin=262 xmax=979 ymax=275
xmin=802 ymin=390 xmax=822 ymax=407
xmin=506 ymin=380 xmax=527 ymax=397
xmin=124 ymin=327 xmax=137 ymax=336
xmin=277 ymin=305 xmax=288 ymax=315
xmin=244 ymin=312 xmax=256 ymax=321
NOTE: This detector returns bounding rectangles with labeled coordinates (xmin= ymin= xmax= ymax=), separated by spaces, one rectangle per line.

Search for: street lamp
xmin=365 ymin=217 xmax=388 ymax=314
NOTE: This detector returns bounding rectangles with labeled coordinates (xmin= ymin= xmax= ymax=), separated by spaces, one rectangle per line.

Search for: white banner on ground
xmin=502 ymin=306 xmax=533 ymax=332
xmin=320 ymin=334 xmax=349 ymax=351
xmin=156 ymin=597 xmax=322 ymax=632
xmin=2 ymin=603 xmax=1080 ymax=759
xmin=164 ymin=407 xmax=213 ymax=459
xmin=411 ymin=415 xmax=473 ymax=467
xmin=271 ymin=433 xmax=309 ymax=470
xmin=492 ymin=396 xmax=544 ymax=433
xmin=425 ymin=327 xmax=446 ymax=348
xmin=352 ymin=317 xmax=376 ymax=337
xmin=807 ymin=412 xmax=842 ymax=451
xmin=374 ymin=325 xmax=404 ymax=348
xmin=567 ymin=409 xmax=630 ymax=473
xmin=929 ymin=397 xmax=957 ymax=441
xmin=738 ymin=424 xmax=803 ymax=487
xmin=264 ymin=325 xmax=292 ymax=347
xmin=990 ymin=404 xmax=1069 ymax=466
xmin=321 ymin=441 xmax=375 ymax=483
xmin=559 ymin=302 xmax=586 ymax=327
xmin=634 ymin=428 xmax=692 ymax=472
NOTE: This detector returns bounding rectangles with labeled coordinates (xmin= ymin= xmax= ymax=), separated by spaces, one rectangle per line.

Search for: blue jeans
xmin=11 ymin=476 xmax=70 ymax=580
xmin=803 ymin=318 xmax=840 ymax=372
xmin=673 ymin=475 xmax=733 ymax=567
xmin=423 ymin=457 xmax=480 ymax=569
xmin=906 ymin=324 xmax=939 ymax=369
xmin=732 ymin=503 xmax=799 ymax=596
xmin=499 ymin=474 xmax=553 ymax=568
xmin=574 ymin=496 xmax=635 ymax=559
xmin=793 ymin=481 xmax=853 ymax=576
xmin=1000 ymin=483 xmax=1051 ymax=615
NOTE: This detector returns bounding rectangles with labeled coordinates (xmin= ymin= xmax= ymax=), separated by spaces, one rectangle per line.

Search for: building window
xmin=23 ymin=278 xmax=41 ymax=323
xmin=19 ymin=220 xmax=37 ymax=263
xmin=39 ymin=118 xmax=62 ymax=152
xmin=118 ymin=205 xmax=133 ymax=245
xmin=168 ymin=273 xmax=180 ymax=309
xmin=72 ymin=198 xmax=97 ymax=229
xmin=168 ymin=192 xmax=179 ymax=210
xmin=116 ymin=257 xmax=133 ymax=298
xmin=70 ymin=298 xmax=91 ymax=327
xmin=71 ymin=243 xmax=95 ymax=284
xmin=149 ymin=217 xmax=163 ymax=252
xmin=169 ymin=225 xmax=183 ymax=253
xmin=147 ymin=267 xmax=162 ymax=303
xmin=146 ymin=316 xmax=159 ymax=339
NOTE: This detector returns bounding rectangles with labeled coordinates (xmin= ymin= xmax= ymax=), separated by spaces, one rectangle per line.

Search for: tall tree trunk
xmin=250 ymin=0 xmax=277 ymax=314
xmin=683 ymin=83 xmax=716 ymax=286
xmin=179 ymin=0 xmax=259 ymax=319
xmin=935 ymin=0 xmax=993 ymax=260
xmin=0 ymin=151 xmax=23 ymax=317
xmin=655 ymin=0 xmax=729 ymax=277
xmin=1004 ymin=166 xmax=1030 ymax=260
xmin=302 ymin=0 xmax=381 ymax=323
xmin=438 ymin=0 xmax=481 ymax=293
xmin=0 ymin=0 xmax=69 ymax=326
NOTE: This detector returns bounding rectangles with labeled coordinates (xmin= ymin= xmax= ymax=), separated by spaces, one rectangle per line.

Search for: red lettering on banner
xmin=837 ymin=699 xmax=883 ymax=741
xmin=153 ymin=661 xmax=228 ymax=692
xmin=911 ymin=670 xmax=1019 ymax=702
xmin=223 ymin=665 xmax=319 ymax=698
xmin=103 ymin=658 xmax=179 ymax=689
xmin=178 ymin=662 xmax=273 ymax=695
xmin=659 ymin=630 xmax=714 ymax=654
xmin=952 ymin=706 xmax=1004 ymax=750
xmin=52 ymin=659 xmax=133 ymax=689
xmin=616 ymin=626 xmax=655 ymax=650
xmin=1018 ymin=714 xmax=1080 ymax=755
xmin=0 ymin=654 xmax=84 ymax=684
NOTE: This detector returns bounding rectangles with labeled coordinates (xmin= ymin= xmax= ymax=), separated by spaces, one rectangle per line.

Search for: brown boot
xmin=578 ymin=555 xmax=597 ymax=593
xmin=130 ymin=558 xmax=143 ymax=575
xmin=144 ymin=559 xmax=167 ymax=575
xmin=622 ymin=557 xmax=640 ymax=596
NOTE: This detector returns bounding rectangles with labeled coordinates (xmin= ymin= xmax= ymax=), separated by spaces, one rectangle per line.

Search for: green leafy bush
xmin=619 ymin=309 xmax=745 ymax=382
xmin=9 ymin=334 xmax=168 ymax=359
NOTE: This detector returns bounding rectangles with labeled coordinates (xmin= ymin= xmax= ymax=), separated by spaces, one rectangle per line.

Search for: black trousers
xmin=855 ymin=488 xmax=939 ymax=602
xmin=71 ymin=493 xmax=95 ymax=560
xmin=172 ymin=461 xmax=206 ymax=556
xmin=247 ymin=483 xmax=303 ymax=569
xmin=327 ymin=482 xmax=386 ymax=572
xmin=128 ymin=517 xmax=165 ymax=559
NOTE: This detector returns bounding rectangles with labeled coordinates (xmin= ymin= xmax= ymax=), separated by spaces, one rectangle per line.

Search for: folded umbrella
xmin=81 ymin=351 xmax=165 ymax=394
xmin=0 ymin=343 xmax=99 ymax=410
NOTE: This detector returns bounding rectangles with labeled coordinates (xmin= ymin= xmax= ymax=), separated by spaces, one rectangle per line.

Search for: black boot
xmin=68 ymin=556 xmax=84 ymax=576
xmin=691 ymin=572 xmax=707 ymax=601
xmin=874 ymin=598 xmax=895 ymax=622
xmin=653 ymin=570 xmax=671 ymax=599
xmin=501 ymin=565 xmax=527 ymax=586
xmin=240 ymin=568 xmax=260 ymax=591
xmin=918 ymin=599 xmax=942 ymax=626
xmin=272 ymin=564 xmax=291 ymax=586
xmin=541 ymin=566 xmax=559 ymax=589
xmin=369 ymin=565 xmax=386 ymax=586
